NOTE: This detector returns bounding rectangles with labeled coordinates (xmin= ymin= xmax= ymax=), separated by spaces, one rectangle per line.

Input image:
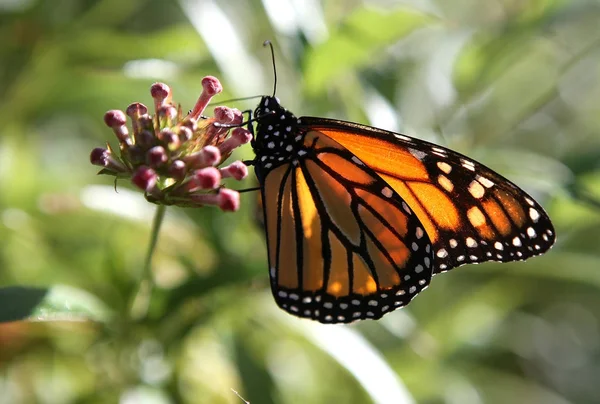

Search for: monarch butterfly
xmin=246 ymin=45 xmax=555 ymax=324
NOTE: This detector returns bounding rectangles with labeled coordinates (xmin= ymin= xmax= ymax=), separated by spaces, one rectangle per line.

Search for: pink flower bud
xmin=218 ymin=188 xmax=240 ymax=212
xmin=132 ymin=166 xmax=158 ymax=192
xmin=104 ymin=110 xmax=131 ymax=145
xmin=151 ymin=83 xmax=171 ymax=110
xmin=219 ymin=127 xmax=252 ymax=156
xmin=178 ymin=126 xmax=192 ymax=142
xmin=220 ymin=161 xmax=248 ymax=180
xmin=90 ymin=147 xmax=110 ymax=166
xmin=91 ymin=147 xmax=127 ymax=172
xmin=127 ymin=145 xmax=144 ymax=163
xmin=138 ymin=115 xmax=153 ymax=130
xmin=126 ymin=102 xmax=148 ymax=119
xmin=146 ymin=146 xmax=168 ymax=167
xmin=136 ymin=129 xmax=155 ymax=148
xmin=200 ymin=146 xmax=221 ymax=166
xmin=202 ymin=76 xmax=223 ymax=96
xmin=158 ymin=129 xmax=180 ymax=150
xmin=193 ymin=167 xmax=221 ymax=189
xmin=168 ymin=160 xmax=186 ymax=181
xmin=126 ymin=103 xmax=149 ymax=134
xmin=181 ymin=117 xmax=197 ymax=132
xmin=184 ymin=146 xmax=221 ymax=168
xmin=157 ymin=105 xmax=178 ymax=122
xmin=104 ymin=110 xmax=127 ymax=128
xmin=231 ymin=108 xmax=243 ymax=125
xmin=188 ymin=188 xmax=239 ymax=211
xmin=188 ymin=76 xmax=223 ymax=119
xmin=213 ymin=106 xmax=236 ymax=124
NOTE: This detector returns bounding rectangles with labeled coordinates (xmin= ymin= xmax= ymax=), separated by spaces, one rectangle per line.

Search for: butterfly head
xmin=254 ymin=96 xmax=282 ymax=120
xmin=251 ymin=96 xmax=302 ymax=178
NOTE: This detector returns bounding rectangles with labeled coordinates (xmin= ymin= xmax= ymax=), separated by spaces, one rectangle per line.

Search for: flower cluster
xmin=90 ymin=77 xmax=252 ymax=211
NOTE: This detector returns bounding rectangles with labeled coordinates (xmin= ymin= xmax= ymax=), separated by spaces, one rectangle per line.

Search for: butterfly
xmin=245 ymin=94 xmax=556 ymax=324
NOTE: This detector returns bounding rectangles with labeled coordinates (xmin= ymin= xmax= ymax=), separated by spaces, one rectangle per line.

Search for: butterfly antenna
xmin=263 ymin=40 xmax=277 ymax=97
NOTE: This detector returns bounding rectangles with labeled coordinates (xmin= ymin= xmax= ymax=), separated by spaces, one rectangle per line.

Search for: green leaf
xmin=0 ymin=285 xmax=111 ymax=323
xmin=303 ymin=7 xmax=437 ymax=94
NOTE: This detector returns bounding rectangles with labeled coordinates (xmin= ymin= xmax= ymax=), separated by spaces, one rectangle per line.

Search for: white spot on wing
xmin=477 ymin=175 xmax=494 ymax=188
xmin=437 ymin=161 xmax=452 ymax=174
xmin=416 ymin=227 xmax=424 ymax=239
xmin=409 ymin=148 xmax=427 ymax=160
xmin=381 ymin=187 xmax=393 ymax=198
xmin=351 ymin=156 xmax=363 ymax=165
xmin=468 ymin=180 xmax=485 ymax=199
xmin=394 ymin=134 xmax=411 ymax=142
xmin=529 ymin=208 xmax=540 ymax=222
xmin=461 ymin=159 xmax=475 ymax=171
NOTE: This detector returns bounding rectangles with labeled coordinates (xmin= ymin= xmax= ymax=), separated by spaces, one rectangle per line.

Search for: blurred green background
xmin=1 ymin=0 xmax=599 ymax=403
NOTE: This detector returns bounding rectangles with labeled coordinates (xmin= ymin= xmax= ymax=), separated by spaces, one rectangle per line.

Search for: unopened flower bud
xmin=184 ymin=146 xmax=221 ymax=168
xmin=127 ymin=145 xmax=144 ymax=164
xmin=158 ymin=129 xmax=180 ymax=151
xmin=193 ymin=167 xmax=221 ymax=189
xmin=157 ymin=105 xmax=178 ymax=124
xmin=220 ymin=161 xmax=248 ymax=180
xmin=104 ymin=110 xmax=127 ymax=128
xmin=138 ymin=115 xmax=153 ymax=130
xmin=136 ymin=129 xmax=155 ymax=148
xmin=126 ymin=102 xmax=149 ymax=133
xmin=126 ymin=102 xmax=148 ymax=119
xmin=213 ymin=106 xmax=236 ymax=124
xmin=151 ymin=83 xmax=171 ymax=110
xmin=146 ymin=146 xmax=168 ymax=168
xmin=189 ymin=188 xmax=239 ymax=211
xmin=104 ymin=110 xmax=131 ymax=145
xmin=219 ymin=127 xmax=252 ymax=156
xmin=188 ymin=76 xmax=223 ymax=119
xmin=178 ymin=126 xmax=192 ymax=142
xmin=168 ymin=160 xmax=186 ymax=181
xmin=181 ymin=117 xmax=197 ymax=132
xmin=90 ymin=147 xmax=127 ymax=172
xmin=90 ymin=147 xmax=110 ymax=166
xmin=132 ymin=166 xmax=158 ymax=192
xmin=218 ymin=188 xmax=240 ymax=211
xmin=231 ymin=108 xmax=243 ymax=125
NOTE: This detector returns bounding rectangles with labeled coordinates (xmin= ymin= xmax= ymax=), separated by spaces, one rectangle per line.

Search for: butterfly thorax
xmin=252 ymin=96 xmax=305 ymax=180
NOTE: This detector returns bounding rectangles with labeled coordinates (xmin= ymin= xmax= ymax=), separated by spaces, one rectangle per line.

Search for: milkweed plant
xmin=90 ymin=77 xmax=251 ymax=318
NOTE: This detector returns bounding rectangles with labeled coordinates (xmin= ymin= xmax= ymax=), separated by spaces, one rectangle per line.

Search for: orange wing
xmin=300 ymin=118 xmax=556 ymax=274
xmin=260 ymin=131 xmax=433 ymax=323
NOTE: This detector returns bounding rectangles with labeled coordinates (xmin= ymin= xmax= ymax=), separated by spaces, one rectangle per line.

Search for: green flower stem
xmin=130 ymin=204 xmax=166 ymax=320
